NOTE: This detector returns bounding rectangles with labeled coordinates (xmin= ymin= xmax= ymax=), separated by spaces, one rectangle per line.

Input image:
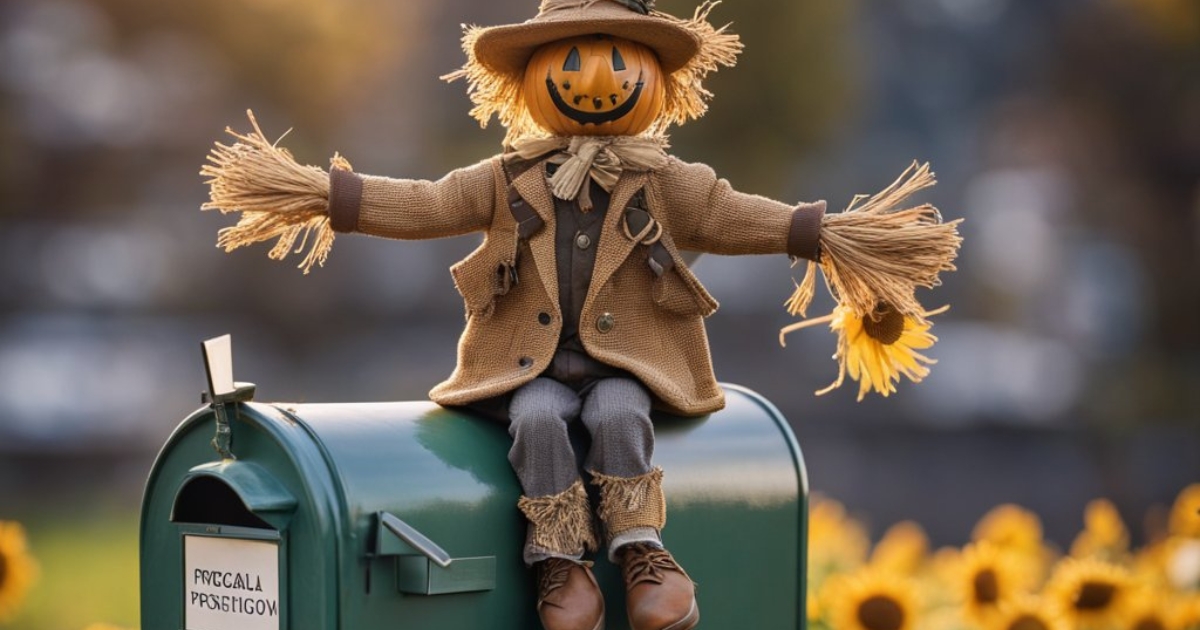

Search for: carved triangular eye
xmin=611 ymin=46 xmax=626 ymax=71
xmin=563 ymin=46 xmax=581 ymax=72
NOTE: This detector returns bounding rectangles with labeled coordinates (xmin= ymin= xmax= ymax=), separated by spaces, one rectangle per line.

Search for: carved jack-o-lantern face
xmin=524 ymin=35 xmax=665 ymax=137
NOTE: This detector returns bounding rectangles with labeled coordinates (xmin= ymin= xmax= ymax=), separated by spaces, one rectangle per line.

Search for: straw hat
xmin=443 ymin=0 xmax=743 ymax=141
xmin=473 ymin=0 xmax=701 ymax=76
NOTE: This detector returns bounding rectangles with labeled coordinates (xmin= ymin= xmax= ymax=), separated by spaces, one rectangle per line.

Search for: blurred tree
xmin=657 ymin=0 xmax=857 ymax=193
xmin=96 ymin=0 xmax=426 ymax=137
xmin=1050 ymin=0 xmax=1200 ymax=423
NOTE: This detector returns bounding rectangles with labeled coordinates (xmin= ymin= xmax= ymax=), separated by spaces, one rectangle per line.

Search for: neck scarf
xmin=509 ymin=135 xmax=669 ymax=211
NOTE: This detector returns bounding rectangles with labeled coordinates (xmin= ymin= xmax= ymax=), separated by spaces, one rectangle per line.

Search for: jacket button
xmin=575 ymin=233 xmax=592 ymax=250
xmin=518 ymin=356 xmax=534 ymax=368
xmin=596 ymin=313 xmax=615 ymax=333
xmin=538 ymin=312 xmax=551 ymax=325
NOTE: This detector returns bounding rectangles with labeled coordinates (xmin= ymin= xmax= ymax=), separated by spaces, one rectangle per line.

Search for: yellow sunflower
xmin=921 ymin=606 xmax=975 ymax=630
xmin=957 ymin=541 xmax=1039 ymax=624
xmin=1170 ymin=484 xmax=1200 ymax=539
xmin=1132 ymin=538 xmax=1174 ymax=589
xmin=986 ymin=595 xmax=1070 ymax=630
xmin=1070 ymin=499 xmax=1131 ymax=562
xmin=807 ymin=496 xmax=872 ymax=624
xmin=1171 ymin=593 xmax=1200 ymax=630
xmin=781 ymin=302 xmax=946 ymax=401
xmin=972 ymin=503 xmax=1055 ymax=582
xmin=1165 ymin=536 xmax=1200 ymax=591
xmin=821 ymin=565 xmax=922 ymax=630
xmin=1119 ymin=588 xmax=1178 ymax=630
xmin=1043 ymin=557 xmax=1134 ymax=630
xmin=923 ymin=546 xmax=967 ymax=610
xmin=870 ymin=520 xmax=930 ymax=576
xmin=0 ymin=520 xmax=39 ymax=623
xmin=809 ymin=496 xmax=871 ymax=581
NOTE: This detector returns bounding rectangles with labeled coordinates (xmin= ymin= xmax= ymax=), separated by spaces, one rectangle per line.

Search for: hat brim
xmin=473 ymin=15 xmax=701 ymax=77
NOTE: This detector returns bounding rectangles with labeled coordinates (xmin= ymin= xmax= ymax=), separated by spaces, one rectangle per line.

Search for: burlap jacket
xmin=328 ymin=154 xmax=824 ymax=416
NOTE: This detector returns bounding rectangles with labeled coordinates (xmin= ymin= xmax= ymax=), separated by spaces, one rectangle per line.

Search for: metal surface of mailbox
xmin=141 ymin=383 xmax=807 ymax=629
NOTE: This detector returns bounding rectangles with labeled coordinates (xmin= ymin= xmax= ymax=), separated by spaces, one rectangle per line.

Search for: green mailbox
xmin=140 ymin=336 xmax=809 ymax=629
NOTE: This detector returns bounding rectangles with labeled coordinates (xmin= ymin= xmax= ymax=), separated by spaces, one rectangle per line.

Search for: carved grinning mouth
xmin=545 ymin=70 xmax=645 ymax=126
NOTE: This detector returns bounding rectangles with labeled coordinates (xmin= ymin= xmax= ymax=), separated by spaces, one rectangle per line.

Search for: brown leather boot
xmin=618 ymin=543 xmax=698 ymax=630
xmin=536 ymin=558 xmax=605 ymax=630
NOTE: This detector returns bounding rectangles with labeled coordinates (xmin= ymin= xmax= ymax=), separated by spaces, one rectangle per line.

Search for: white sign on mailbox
xmin=184 ymin=535 xmax=280 ymax=630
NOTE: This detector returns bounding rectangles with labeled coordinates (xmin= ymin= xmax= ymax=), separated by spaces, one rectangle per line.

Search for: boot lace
xmin=538 ymin=558 xmax=592 ymax=602
xmin=620 ymin=543 xmax=687 ymax=589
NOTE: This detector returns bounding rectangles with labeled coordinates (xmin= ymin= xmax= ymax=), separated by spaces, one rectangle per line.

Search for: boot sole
xmin=652 ymin=599 xmax=699 ymax=630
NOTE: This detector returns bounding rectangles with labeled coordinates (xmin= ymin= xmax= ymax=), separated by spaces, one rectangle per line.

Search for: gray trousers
xmin=508 ymin=376 xmax=661 ymax=563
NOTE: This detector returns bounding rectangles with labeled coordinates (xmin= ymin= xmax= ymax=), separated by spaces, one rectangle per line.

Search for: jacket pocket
xmin=650 ymin=253 xmax=718 ymax=318
xmin=450 ymin=243 xmax=513 ymax=319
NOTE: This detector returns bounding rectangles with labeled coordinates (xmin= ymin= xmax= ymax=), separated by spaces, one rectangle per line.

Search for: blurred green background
xmin=1 ymin=0 xmax=1197 ymax=627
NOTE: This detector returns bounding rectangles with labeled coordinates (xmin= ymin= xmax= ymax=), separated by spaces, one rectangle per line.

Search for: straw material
xmin=518 ymin=480 xmax=600 ymax=554
xmin=443 ymin=1 xmax=741 ymax=143
xmin=592 ymin=467 xmax=667 ymax=538
xmin=200 ymin=110 xmax=347 ymax=274
xmin=784 ymin=161 xmax=963 ymax=324
xmin=650 ymin=2 xmax=743 ymax=132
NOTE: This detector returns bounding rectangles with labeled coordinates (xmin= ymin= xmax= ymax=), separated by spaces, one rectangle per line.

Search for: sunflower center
xmin=1134 ymin=617 xmax=1167 ymax=630
xmin=857 ymin=594 xmax=905 ymax=630
xmin=862 ymin=304 xmax=904 ymax=345
xmin=1075 ymin=580 xmax=1115 ymax=610
xmin=973 ymin=568 xmax=1000 ymax=603
xmin=1008 ymin=614 xmax=1050 ymax=630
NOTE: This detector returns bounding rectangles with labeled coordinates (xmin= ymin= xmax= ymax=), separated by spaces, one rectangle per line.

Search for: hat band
xmin=539 ymin=0 xmax=601 ymax=13
xmin=538 ymin=0 xmax=648 ymax=16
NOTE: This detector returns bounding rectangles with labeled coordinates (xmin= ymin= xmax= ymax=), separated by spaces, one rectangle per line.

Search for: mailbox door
xmin=177 ymin=526 xmax=287 ymax=630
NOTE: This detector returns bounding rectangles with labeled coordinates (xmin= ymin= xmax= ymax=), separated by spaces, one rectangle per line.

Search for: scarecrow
xmin=200 ymin=1 xmax=961 ymax=629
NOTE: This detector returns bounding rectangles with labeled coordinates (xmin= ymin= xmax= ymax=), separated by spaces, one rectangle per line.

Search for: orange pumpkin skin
xmin=523 ymin=35 xmax=666 ymax=137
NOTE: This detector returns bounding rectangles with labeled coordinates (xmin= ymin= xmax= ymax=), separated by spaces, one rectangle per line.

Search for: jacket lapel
xmin=510 ymin=163 xmax=559 ymax=311
xmin=588 ymin=170 xmax=650 ymax=307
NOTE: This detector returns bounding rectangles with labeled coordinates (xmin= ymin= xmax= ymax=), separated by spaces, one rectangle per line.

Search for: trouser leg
xmin=509 ymin=377 xmax=597 ymax=565
xmin=579 ymin=378 xmax=665 ymax=560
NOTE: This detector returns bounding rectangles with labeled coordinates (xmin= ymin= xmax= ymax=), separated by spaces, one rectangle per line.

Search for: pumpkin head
xmin=523 ymin=35 xmax=665 ymax=137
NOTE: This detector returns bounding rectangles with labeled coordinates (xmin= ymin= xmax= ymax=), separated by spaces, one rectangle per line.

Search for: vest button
xmin=596 ymin=313 xmax=615 ymax=334
xmin=537 ymin=312 xmax=551 ymax=325
xmin=575 ymin=233 xmax=592 ymax=250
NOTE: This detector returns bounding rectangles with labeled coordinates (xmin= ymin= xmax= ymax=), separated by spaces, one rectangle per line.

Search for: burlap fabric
xmin=592 ymin=467 xmax=667 ymax=540
xmin=518 ymin=480 xmax=599 ymax=556
xmin=330 ymin=154 xmax=825 ymax=416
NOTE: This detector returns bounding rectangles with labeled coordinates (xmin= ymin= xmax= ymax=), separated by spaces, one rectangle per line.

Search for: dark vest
xmin=544 ymin=166 xmax=627 ymax=386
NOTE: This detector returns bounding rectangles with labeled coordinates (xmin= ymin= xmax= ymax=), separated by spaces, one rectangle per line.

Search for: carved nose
xmin=579 ymin=53 xmax=620 ymax=109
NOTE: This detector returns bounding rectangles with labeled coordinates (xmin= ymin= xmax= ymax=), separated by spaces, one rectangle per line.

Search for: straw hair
xmin=785 ymin=161 xmax=963 ymax=323
xmin=200 ymin=110 xmax=347 ymax=274
xmin=442 ymin=0 xmax=742 ymax=143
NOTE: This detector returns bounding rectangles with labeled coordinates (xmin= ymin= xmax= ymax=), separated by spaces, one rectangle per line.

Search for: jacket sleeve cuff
xmin=328 ymin=168 xmax=364 ymax=233
xmin=787 ymin=200 xmax=825 ymax=262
